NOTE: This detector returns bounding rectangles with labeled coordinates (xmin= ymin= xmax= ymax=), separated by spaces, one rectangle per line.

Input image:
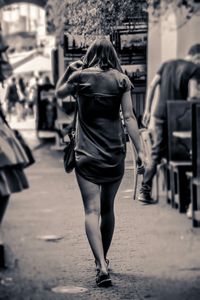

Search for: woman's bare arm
xmin=188 ymin=78 xmax=200 ymax=99
xmin=121 ymin=91 xmax=143 ymax=161
xmin=56 ymin=60 xmax=83 ymax=99
xmin=142 ymin=74 xmax=160 ymax=127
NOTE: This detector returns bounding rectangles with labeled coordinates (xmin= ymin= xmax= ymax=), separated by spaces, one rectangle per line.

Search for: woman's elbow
xmin=124 ymin=115 xmax=131 ymax=124
xmin=124 ymin=114 xmax=136 ymax=124
xmin=55 ymin=89 xmax=62 ymax=99
xmin=55 ymin=87 xmax=67 ymax=99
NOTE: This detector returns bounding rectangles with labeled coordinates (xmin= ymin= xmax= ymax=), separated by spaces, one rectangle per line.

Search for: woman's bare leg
xmin=100 ymin=179 xmax=122 ymax=259
xmin=75 ymin=172 xmax=108 ymax=274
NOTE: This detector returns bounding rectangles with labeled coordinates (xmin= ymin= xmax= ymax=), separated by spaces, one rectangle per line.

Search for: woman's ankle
xmin=95 ymin=259 xmax=108 ymax=274
xmin=99 ymin=260 xmax=108 ymax=274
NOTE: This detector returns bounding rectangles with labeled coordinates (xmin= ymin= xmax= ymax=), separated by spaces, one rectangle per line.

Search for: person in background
xmin=188 ymin=47 xmax=200 ymax=99
xmin=56 ymin=38 xmax=144 ymax=287
xmin=42 ymin=75 xmax=51 ymax=85
xmin=5 ymin=77 xmax=19 ymax=121
xmin=16 ymin=77 xmax=27 ymax=121
xmin=25 ymin=81 xmax=32 ymax=116
xmin=140 ymin=44 xmax=200 ymax=205
xmin=28 ymin=76 xmax=39 ymax=117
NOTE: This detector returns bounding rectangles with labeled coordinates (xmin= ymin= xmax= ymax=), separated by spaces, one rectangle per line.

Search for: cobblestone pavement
xmin=0 ymin=129 xmax=200 ymax=300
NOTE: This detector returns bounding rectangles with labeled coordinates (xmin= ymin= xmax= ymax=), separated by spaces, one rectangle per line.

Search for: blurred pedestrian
xmin=56 ymin=38 xmax=144 ymax=287
xmin=5 ymin=77 xmax=19 ymax=121
xmin=42 ymin=75 xmax=51 ymax=85
xmin=16 ymin=77 xmax=27 ymax=121
xmin=28 ymin=76 xmax=39 ymax=117
xmin=25 ymin=81 xmax=32 ymax=116
xmin=140 ymin=44 xmax=200 ymax=204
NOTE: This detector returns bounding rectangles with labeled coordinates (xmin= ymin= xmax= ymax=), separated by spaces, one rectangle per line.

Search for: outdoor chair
xmin=167 ymin=100 xmax=192 ymax=213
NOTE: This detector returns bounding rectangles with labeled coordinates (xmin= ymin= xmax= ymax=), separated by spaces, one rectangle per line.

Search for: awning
xmin=13 ymin=54 xmax=51 ymax=74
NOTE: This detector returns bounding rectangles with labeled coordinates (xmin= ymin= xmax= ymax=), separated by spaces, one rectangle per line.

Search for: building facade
xmin=148 ymin=3 xmax=200 ymax=85
xmin=1 ymin=3 xmax=45 ymax=52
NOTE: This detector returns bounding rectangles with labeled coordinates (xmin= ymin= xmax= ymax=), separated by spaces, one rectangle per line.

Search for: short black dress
xmin=0 ymin=114 xmax=29 ymax=197
xmin=66 ymin=67 xmax=132 ymax=184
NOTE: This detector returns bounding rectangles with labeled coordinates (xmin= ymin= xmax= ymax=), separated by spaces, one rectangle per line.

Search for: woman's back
xmin=70 ymin=66 xmax=131 ymax=122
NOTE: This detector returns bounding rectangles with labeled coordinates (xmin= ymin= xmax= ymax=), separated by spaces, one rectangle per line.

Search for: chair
xmin=167 ymin=101 xmax=192 ymax=213
xmin=191 ymin=102 xmax=200 ymax=227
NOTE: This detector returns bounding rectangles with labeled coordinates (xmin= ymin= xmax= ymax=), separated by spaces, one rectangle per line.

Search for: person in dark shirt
xmin=139 ymin=44 xmax=200 ymax=204
xmin=5 ymin=77 xmax=19 ymax=120
xmin=17 ymin=77 xmax=27 ymax=121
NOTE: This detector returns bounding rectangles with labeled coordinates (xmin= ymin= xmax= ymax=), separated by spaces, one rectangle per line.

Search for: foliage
xmin=148 ymin=0 xmax=200 ymax=22
xmin=45 ymin=0 xmax=147 ymax=42
xmin=46 ymin=0 xmax=200 ymax=42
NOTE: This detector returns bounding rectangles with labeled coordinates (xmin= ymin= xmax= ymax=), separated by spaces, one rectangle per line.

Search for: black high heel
xmin=96 ymin=270 xmax=112 ymax=287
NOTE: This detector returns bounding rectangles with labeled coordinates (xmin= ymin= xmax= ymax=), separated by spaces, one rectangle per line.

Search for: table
xmin=173 ymin=131 xmax=192 ymax=139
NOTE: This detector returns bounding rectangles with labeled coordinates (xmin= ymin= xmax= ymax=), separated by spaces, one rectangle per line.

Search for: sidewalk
xmin=0 ymin=127 xmax=200 ymax=299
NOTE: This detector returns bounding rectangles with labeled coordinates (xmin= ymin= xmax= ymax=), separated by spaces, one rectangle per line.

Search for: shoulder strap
xmin=71 ymin=105 xmax=77 ymax=133
xmin=71 ymin=70 xmax=81 ymax=133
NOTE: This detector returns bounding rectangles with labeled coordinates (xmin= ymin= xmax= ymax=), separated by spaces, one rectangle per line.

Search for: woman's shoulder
xmin=67 ymin=68 xmax=83 ymax=83
xmin=81 ymin=66 xmax=103 ymax=73
xmin=110 ymin=70 xmax=133 ymax=91
xmin=110 ymin=69 xmax=132 ymax=84
xmin=108 ymin=68 xmax=129 ymax=79
xmin=78 ymin=67 xmax=131 ymax=86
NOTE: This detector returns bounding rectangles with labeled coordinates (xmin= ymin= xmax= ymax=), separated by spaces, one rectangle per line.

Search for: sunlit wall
xmin=147 ymin=4 xmax=200 ymax=85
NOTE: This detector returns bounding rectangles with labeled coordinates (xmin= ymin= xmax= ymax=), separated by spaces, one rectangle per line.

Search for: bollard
xmin=0 ymin=240 xmax=5 ymax=269
xmin=0 ymin=196 xmax=10 ymax=269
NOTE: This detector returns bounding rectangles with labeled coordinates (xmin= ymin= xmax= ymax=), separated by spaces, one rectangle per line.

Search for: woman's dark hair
xmin=83 ymin=38 xmax=123 ymax=72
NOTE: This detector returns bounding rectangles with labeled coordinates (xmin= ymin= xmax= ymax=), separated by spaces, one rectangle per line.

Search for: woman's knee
xmin=85 ymin=206 xmax=100 ymax=216
xmin=83 ymin=194 xmax=101 ymax=216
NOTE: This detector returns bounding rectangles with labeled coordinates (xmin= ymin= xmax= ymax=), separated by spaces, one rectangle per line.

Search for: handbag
xmin=62 ymin=67 xmax=82 ymax=173
xmin=63 ymin=105 xmax=77 ymax=173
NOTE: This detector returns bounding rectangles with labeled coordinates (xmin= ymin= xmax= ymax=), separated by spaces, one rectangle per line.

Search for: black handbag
xmin=61 ymin=66 xmax=82 ymax=173
xmin=63 ymin=105 xmax=77 ymax=173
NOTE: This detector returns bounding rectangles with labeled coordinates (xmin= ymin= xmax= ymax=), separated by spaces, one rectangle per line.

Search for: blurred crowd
xmin=2 ymin=73 xmax=51 ymax=122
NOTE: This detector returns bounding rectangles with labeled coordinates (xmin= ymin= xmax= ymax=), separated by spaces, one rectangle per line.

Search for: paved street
xmin=0 ymin=126 xmax=200 ymax=300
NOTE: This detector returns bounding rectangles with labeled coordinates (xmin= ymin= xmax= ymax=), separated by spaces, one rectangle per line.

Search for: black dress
xmin=66 ymin=67 xmax=132 ymax=184
xmin=0 ymin=112 xmax=29 ymax=197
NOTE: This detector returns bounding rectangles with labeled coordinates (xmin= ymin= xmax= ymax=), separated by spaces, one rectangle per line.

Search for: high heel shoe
xmin=96 ymin=270 xmax=112 ymax=287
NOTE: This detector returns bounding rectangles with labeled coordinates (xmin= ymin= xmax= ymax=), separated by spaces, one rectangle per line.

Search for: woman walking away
xmin=56 ymin=38 xmax=144 ymax=287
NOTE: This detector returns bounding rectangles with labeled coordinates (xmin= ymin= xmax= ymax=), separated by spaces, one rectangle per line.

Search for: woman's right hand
xmin=142 ymin=111 xmax=150 ymax=128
